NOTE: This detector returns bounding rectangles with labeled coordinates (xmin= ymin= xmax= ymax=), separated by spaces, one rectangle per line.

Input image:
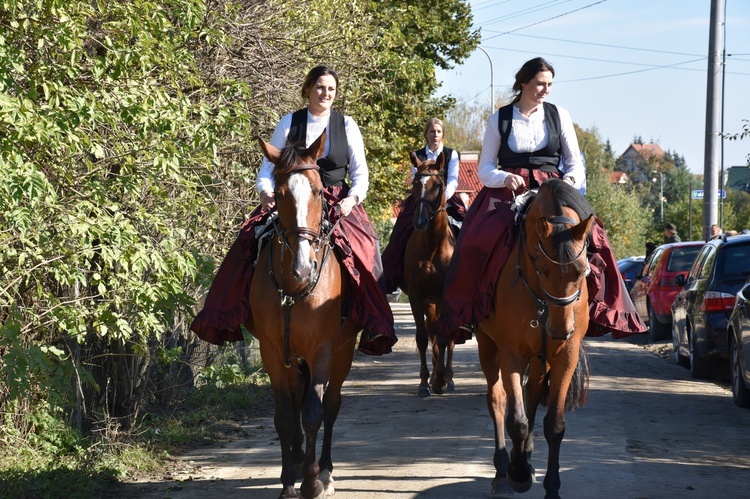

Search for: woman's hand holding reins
xmin=336 ymin=195 xmax=358 ymax=217
xmin=503 ymin=173 xmax=525 ymax=191
xmin=261 ymin=190 xmax=276 ymax=211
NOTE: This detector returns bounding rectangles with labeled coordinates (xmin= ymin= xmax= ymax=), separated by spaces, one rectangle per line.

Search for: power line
xmin=481 ymin=0 xmax=609 ymax=41
xmin=478 ymin=0 xmax=574 ymax=27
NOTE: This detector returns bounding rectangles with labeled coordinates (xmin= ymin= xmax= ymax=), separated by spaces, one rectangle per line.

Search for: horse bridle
xmin=269 ymin=162 xmax=343 ymax=368
xmin=412 ymin=170 xmax=446 ymax=224
xmin=516 ymin=214 xmax=590 ymax=334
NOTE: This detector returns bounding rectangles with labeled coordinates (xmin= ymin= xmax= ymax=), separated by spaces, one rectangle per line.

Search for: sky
xmin=436 ymin=0 xmax=750 ymax=175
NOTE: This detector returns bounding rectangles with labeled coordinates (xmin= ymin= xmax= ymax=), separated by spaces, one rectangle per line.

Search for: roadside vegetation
xmin=0 ymin=0 xmax=479 ymax=495
xmin=2 ymin=0 xmax=749 ymax=496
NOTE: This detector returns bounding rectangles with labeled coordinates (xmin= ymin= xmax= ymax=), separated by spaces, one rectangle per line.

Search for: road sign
xmin=691 ymin=189 xmax=727 ymax=199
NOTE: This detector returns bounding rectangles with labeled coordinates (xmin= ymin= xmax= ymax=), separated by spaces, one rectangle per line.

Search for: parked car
xmin=630 ymin=242 xmax=703 ymax=341
xmin=617 ymin=256 xmax=645 ymax=293
xmin=727 ymin=279 xmax=750 ymax=408
xmin=672 ymin=234 xmax=750 ymax=379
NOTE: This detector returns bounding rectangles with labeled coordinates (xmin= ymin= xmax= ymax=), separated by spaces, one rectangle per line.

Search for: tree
xmin=0 ymin=0 xmax=480 ymax=442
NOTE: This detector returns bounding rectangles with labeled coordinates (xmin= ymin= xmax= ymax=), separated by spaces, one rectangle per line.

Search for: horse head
xmin=258 ymin=130 xmax=327 ymax=283
xmin=409 ymin=151 xmax=446 ymax=231
xmin=524 ymin=179 xmax=595 ymax=341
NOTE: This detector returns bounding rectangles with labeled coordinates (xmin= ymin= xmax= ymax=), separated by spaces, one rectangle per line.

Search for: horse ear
xmin=258 ymin=135 xmax=281 ymax=164
xmin=435 ymin=151 xmax=445 ymax=169
xmin=574 ymin=214 xmax=596 ymax=241
xmin=307 ymin=129 xmax=327 ymax=160
xmin=536 ymin=218 xmax=555 ymax=239
xmin=409 ymin=151 xmax=419 ymax=167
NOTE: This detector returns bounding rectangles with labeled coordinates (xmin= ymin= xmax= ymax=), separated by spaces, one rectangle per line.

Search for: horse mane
xmin=540 ymin=178 xmax=594 ymax=272
xmin=543 ymin=178 xmax=594 ymax=220
xmin=274 ymin=144 xmax=309 ymax=176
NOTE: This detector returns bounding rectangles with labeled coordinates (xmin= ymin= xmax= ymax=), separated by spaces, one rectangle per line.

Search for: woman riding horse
xmin=382 ymin=118 xmax=467 ymax=294
xmin=191 ymin=65 xmax=397 ymax=356
xmin=439 ymin=57 xmax=646 ymax=342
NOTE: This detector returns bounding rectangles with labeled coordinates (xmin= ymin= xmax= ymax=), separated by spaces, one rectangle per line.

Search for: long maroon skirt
xmin=190 ymin=184 xmax=397 ymax=355
xmin=439 ymin=170 xmax=646 ymax=342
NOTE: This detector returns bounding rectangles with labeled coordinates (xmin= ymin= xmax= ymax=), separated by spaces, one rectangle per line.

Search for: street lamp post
xmin=476 ymin=45 xmax=494 ymax=114
xmin=651 ymin=170 xmax=664 ymax=222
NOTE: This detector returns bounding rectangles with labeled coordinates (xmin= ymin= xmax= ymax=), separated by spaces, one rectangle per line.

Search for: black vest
xmin=497 ymin=102 xmax=561 ymax=172
xmin=415 ymin=146 xmax=458 ymax=181
xmin=288 ymin=108 xmax=349 ymax=187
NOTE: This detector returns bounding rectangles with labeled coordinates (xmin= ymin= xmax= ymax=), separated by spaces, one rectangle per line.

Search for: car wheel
xmin=730 ymin=335 xmax=750 ymax=408
xmin=672 ymin=321 xmax=689 ymax=367
xmin=648 ymin=303 xmax=670 ymax=341
xmin=689 ymin=326 xmax=713 ymax=380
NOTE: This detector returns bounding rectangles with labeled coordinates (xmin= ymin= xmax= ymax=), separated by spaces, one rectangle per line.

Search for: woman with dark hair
xmin=191 ymin=65 xmax=397 ymax=355
xmin=439 ymin=57 xmax=646 ymax=341
xmin=382 ymin=117 xmax=467 ymax=293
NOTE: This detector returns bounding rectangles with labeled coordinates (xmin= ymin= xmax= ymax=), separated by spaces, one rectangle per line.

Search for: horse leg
xmin=318 ymin=336 xmax=356 ymax=496
xmin=475 ymin=328 xmax=512 ymax=495
xmin=445 ymin=337 xmax=455 ymax=392
xmin=499 ymin=350 xmax=533 ymax=494
xmin=522 ymin=356 xmax=547 ymax=483
xmin=426 ymin=303 xmax=447 ymax=394
xmin=268 ymin=367 xmax=305 ymax=499
xmin=298 ymin=357 xmax=330 ymax=499
xmin=410 ymin=297 xmax=431 ymax=397
xmin=541 ymin=343 xmax=582 ymax=499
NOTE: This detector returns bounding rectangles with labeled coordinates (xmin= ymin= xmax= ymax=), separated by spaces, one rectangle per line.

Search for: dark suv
xmin=671 ymin=234 xmax=750 ymax=379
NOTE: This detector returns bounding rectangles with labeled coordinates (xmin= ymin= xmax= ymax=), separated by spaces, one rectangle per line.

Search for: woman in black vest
xmin=439 ymin=57 xmax=646 ymax=341
xmin=191 ymin=66 xmax=397 ymax=356
xmin=382 ymin=118 xmax=467 ymax=293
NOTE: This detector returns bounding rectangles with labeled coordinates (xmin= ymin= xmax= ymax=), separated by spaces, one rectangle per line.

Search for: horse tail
xmin=564 ymin=340 xmax=590 ymax=411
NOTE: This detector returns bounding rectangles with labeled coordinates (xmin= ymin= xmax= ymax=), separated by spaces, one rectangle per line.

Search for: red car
xmin=630 ymin=241 xmax=704 ymax=341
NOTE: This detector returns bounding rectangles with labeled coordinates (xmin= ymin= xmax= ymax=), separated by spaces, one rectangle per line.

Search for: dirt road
xmin=113 ymin=303 xmax=750 ymax=498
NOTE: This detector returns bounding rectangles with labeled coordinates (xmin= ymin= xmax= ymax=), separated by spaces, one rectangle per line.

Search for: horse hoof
xmin=318 ymin=470 xmax=335 ymax=495
xmin=301 ymin=479 xmax=325 ymax=499
xmin=279 ymin=486 xmax=299 ymax=499
xmin=490 ymin=476 xmax=514 ymax=495
xmin=447 ymin=380 xmax=455 ymax=392
xmin=417 ymin=386 xmax=431 ymax=397
xmin=508 ymin=474 xmax=533 ymax=493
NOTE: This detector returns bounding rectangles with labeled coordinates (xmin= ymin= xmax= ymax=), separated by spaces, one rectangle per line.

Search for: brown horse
xmin=403 ymin=151 xmax=456 ymax=397
xmin=250 ymin=130 xmax=360 ymax=499
xmin=477 ymin=178 xmax=595 ymax=499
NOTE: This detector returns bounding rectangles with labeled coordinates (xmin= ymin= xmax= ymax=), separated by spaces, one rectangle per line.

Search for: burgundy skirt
xmin=190 ymin=184 xmax=397 ymax=355
xmin=439 ymin=169 xmax=646 ymax=342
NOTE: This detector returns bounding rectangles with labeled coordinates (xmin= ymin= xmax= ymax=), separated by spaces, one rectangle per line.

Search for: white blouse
xmin=256 ymin=110 xmax=369 ymax=203
xmin=477 ymin=104 xmax=585 ymax=190
xmin=412 ymin=145 xmax=460 ymax=200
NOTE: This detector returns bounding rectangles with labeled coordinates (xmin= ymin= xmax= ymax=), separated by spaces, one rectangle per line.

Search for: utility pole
xmin=703 ymin=0 xmax=724 ymax=241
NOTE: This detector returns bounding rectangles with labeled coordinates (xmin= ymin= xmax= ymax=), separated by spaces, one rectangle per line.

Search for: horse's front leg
xmin=426 ymin=303 xmax=448 ymax=394
xmin=270 ymin=373 xmax=304 ymax=499
xmin=410 ymin=298 xmax=431 ymax=397
xmin=318 ymin=332 xmax=356 ymax=496
xmin=542 ymin=344 xmax=581 ymax=499
xmin=522 ymin=356 xmax=548 ymax=482
xmin=299 ymin=359 xmax=328 ymax=499
xmin=444 ymin=336 xmax=455 ymax=392
xmin=500 ymin=351 xmax=533 ymax=494
xmin=476 ymin=328 xmax=513 ymax=495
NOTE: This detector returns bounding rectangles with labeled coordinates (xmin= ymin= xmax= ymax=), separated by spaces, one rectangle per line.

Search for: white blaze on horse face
xmin=417 ymin=175 xmax=428 ymax=218
xmin=289 ymin=173 xmax=314 ymax=280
